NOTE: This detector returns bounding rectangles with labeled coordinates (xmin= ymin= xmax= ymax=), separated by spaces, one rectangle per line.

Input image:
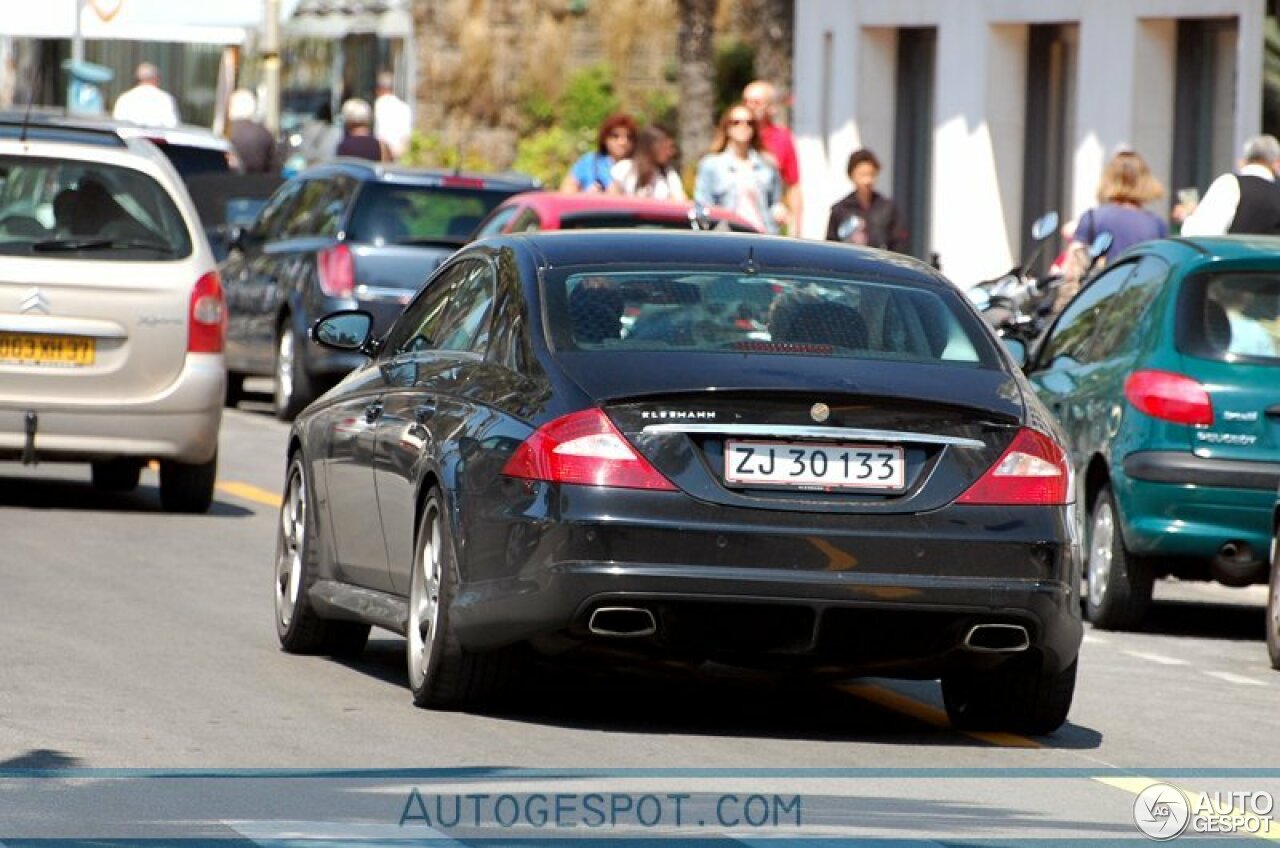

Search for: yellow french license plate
xmin=0 ymin=333 xmax=95 ymax=366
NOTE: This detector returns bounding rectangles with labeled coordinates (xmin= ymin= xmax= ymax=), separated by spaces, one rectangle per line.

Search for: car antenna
xmin=742 ymin=246 xmax=758 ymax=274
xmin=18 ymin=66 xmax=41 ymax=143
xmin=454 ymin=138 xmax=463 ymax=176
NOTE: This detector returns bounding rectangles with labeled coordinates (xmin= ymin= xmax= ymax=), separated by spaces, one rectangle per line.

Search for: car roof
xmin=498 ymin=191 xmax=763 ymax=232
xmin=502 ymin=229 xmax=950 ymax=283
xmin=299 ymin=158 xmax=540 ymax=189
xmin=0 ymin=110 xmax=231 ymax=152
xmin=1162 ymin=234 xmax=1280 ymax=260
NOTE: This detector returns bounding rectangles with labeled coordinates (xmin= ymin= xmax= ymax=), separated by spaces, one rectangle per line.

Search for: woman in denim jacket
xmin=694 ymin=103 xmax=785 ymax=234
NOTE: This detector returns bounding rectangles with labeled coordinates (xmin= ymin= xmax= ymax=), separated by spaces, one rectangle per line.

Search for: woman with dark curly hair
xmin=560 ymin=113 xmax=637 ymax=193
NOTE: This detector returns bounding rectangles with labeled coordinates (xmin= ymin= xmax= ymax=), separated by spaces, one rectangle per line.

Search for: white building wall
xmin=794 ymin=0 xmax=1264 ymax=286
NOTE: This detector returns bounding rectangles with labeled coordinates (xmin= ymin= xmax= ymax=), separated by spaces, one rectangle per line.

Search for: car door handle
xmin=1265 ymin=404 xmax=1280 ymax=419
xmin=414 ymin=403 xmax=436 ymax=423
xmin=363 ymin=401 xmax=383 ymax=423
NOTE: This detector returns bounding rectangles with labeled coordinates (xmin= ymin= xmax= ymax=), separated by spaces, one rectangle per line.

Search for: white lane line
xmin=1121 ymin=650 xmax=1188 ymax=666
xmin=1202 ymin=670 xmax=1270 ymax=687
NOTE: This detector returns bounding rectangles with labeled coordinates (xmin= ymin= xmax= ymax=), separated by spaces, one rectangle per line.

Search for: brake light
xmin=502 ymin=409 xmax=676 ymax=491
xmin=1124 ymin=369 xmax=1213 ymax=426
xmin=188 ymin=271 xmax=225 ymax=353
xmin=956 ymin=428 xmax=1069 ymax=505
xmin=441 ymin=176 xmax=486 ymax=189
xmin=317 ymin=243 xmax=355 ymax=298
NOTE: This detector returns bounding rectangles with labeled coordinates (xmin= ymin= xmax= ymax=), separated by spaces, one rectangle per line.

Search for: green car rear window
xmin=1180 ymin=272 xmax=1280 ymax=363
xmin=544 ymin=268 xmax=1001 ymax=368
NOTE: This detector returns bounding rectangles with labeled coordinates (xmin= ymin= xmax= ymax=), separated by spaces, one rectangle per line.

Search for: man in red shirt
xmin=744 ymin=80 xmax=802 ymax=236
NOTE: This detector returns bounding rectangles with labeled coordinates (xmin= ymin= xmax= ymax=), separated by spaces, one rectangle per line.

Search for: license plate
xmin=0 ymin=333 xmax=95 ymax=366
xmin=724 ymin=440 xmax=906 ymax=490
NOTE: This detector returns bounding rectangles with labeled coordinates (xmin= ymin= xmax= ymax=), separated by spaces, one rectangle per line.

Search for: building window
xmin=892 ymin=27 xmax=935 ymax=262
xmin=1172 ymin=18 xmax=1238 ymax=198
xmin=1021 ymin=24 xmax=1077 ymax=276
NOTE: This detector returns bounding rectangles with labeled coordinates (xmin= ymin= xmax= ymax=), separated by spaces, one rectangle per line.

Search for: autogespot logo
xmin=1134 ymin=783 xmax=1191 ymax=840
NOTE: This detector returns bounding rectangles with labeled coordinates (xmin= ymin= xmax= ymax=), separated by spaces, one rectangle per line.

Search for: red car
xmin=469 ymin=191 xmax=762 ymax=238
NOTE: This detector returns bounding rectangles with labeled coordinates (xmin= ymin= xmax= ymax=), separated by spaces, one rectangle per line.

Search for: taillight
xmin=188 ymin=271 xmax=225 ymax=353
xmin=957 ymin=428 xmax=1070 ymax=505
xmin=1124 ymin=369 xmax=1213 ymax=427
xmin=317 ymin=244 xmax=355 ymax=298
xmin=502 ymin=409 xmax=676 ymax=491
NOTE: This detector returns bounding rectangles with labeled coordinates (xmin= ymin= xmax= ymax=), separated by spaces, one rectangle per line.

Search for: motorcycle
xmin=966 ymin=212 xmax=1061 ymax=344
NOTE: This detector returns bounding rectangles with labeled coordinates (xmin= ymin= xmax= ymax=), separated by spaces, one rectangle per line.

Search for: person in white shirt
xmin=112 ymin=62 xmax=180 ymax=128
xmin=1213 ymin=283 xmax=1277 ymax=358
xmin=373 ymin=71 xmax=412 ymax=161
xmin=1179 ymin=135 xmax=1280 ymax=236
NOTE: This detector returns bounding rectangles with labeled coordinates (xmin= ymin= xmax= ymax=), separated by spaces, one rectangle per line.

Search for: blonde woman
xmin=1056 ymin=149 xmax=1168 ymax=311
xmin=693 ymin=103 xmax=784 ymax=234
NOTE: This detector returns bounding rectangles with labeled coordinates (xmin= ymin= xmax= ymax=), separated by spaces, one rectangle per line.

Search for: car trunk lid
xmin=0 ymin=257 xmax=195 ymax=402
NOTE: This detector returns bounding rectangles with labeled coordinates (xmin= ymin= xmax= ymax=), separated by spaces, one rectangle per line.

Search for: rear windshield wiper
xmin=33 ymin=238 xmax=177 ymax=254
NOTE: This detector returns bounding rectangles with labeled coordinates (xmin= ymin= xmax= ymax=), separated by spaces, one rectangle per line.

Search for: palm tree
xmin=677 ymin=0 xmax=717 ymax=171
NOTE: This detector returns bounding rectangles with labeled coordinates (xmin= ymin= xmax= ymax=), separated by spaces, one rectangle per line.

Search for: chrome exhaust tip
xmin=963 ymin=623 xmax=1030 ymax=653
xmin=587 ymin=607 xmax=657 ymax=638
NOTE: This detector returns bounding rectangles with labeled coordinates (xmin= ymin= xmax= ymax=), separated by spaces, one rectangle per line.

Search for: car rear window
xmin=0 ymin=155 xmax=192 ymax=259
xmin=545 ymin=269 xmax=999 ymax=367
xmin=149 ymin=142 xmax=231 ymax=178
xmin=1179 ymin=272 xmax=1280 ymax=363
xmin=347 ymin=183 xmax=518 ymax=246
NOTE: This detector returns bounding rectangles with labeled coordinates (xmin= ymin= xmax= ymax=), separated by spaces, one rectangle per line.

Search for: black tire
xmin=1084 ymin=486 xmax=1153 ymax=630
xmin=273 ymin=322 xmax=314 ymax=422
xmin=942 ymin=656 xmax=1077 ymax=735
xmin=1267 ymin=525 xmax=1280 ymax=671
xmin=274 ymin=453 xmax=371 ymax=656
xmin=407 ymin=490 xmax=523 ymax=709
xmin=224 ymin=371 xmax=245 ymax=408
xmin=158 ymin=453 xmax=217 ymax=514
xmin=91 ymin=458 xmax=142 ymax=492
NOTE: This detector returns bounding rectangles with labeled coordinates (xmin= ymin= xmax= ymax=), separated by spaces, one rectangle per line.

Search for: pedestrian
xmin=225 ymin=89 xmax=277 ymax=174
xmin=743 ymin=80 xmax=802 ymax=235
xmin=373 ymin=71 xmax=412 ymax=162
xmin=608 ymin=125 xmax=686 ymax=200
xmin=112 ymin=62 xmax=179 ymax=128
xmin=335 ymin=98 xmax=388 ymax=162
xmin=1054 ymin=148 xmax=1167 ymax=313
xmin=300 ymin=100 xmax=342 ymax=166
xmin=1178 ymin=135 xmax=1280 ymax=236
xmin=560 ymin=113 xmax=636 ymax=193
xmin=693 ymin=103 xmax=785 ymax=234
xmin=824 ymin=148 xmax=907 ymax=252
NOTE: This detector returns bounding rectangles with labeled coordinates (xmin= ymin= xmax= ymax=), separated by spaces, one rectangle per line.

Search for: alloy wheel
xmin=1088 ymin=501 xmax=1115 ymax=609
xmin=408 ymin=503 xmax=443 ymax=690
xmin=275 ymin=328 xmax=295 ymax=412
xmin=275 ymin=464 xmax=306 ymax=629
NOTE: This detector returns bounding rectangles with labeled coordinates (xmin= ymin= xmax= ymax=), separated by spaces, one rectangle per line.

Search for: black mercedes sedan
xmin=274 ymin=230 xmax=1082 ymax=734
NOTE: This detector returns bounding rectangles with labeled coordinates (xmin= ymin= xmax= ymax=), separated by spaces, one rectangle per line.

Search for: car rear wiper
xmin=33 ymin=238 xmax=177 ymax=254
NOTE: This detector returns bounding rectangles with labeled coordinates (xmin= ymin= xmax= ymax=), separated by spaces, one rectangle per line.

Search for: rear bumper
xmin=1116 ymin=452 xmax=1277 ymax=558
xmin=1124 ymin=451 xmax=1280 ymax=491
xmin=450 ymin=484 xmax=1083 ymax=676
xmin=0 ymin=354 xmax=223 ymax=464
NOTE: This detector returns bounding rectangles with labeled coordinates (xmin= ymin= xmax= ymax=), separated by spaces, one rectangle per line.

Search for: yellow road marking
xmin=215 ymin=480 xmax=283 ymax=508
xmin=1095 ymin=776 xmax=1280 ymax=841
xmin=838 ymin=682 xmax=1043 ymax=748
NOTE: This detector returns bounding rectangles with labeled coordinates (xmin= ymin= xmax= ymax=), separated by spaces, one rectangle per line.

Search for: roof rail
xmin=0 ymin=117 xmax=126 ymax=148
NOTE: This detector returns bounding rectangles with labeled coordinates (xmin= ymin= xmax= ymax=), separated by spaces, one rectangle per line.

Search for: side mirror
xmin=1031 ymin=211 xmax=1060 ymax=242
xmin=1001 ymin=336 xmax=1028 ymax=367
xmin=312 ymin=310 xmax=375 ymax=354
xmin=227 ymin=225 xmax=248 ymax=252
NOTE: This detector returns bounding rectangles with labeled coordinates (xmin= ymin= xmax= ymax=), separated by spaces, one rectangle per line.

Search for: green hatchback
xmin=1027 ymin=236 xmax=1280 ymax=632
